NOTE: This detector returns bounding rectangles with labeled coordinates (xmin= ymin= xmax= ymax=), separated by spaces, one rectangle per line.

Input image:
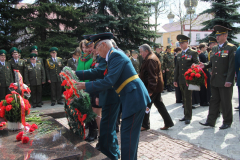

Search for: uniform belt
xmin=116 ymin=75 xmax=139 ymax=94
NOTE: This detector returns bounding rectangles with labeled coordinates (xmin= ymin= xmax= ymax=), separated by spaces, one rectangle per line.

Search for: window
xmin=196 ymin=33 xmax=200 ymax=40
xmin=167 ymin=37 xmax=171 ymax=44
xmin=204 ymin=34 xmax=208 ymax=38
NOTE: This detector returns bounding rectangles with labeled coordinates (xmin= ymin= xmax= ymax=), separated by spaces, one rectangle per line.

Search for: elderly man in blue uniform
xmin=75 ymin=34 xmax=120 ymax=159
xmin=199 ymin=25 xmax=236 ymax=129
xmin=235 ymin=45 xmax=240 ymax=114
xmin=76 ymin=33 xmax=151 ymax=160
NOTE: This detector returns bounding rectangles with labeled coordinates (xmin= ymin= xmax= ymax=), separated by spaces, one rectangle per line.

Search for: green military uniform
xmin=8 ymin=47 xmax=25 ymax=80
xmin=67 ymin=58 xmax=78 ymax=71
xmin=164 ymin=46 xmax=175 ymax=91
xmin=200 ymin=25 xmax=236 ymax=129
xmin=0 ymin=50 xmax=14 ymax=101
xmin=24 ymin=53 xmax=46 ymax=107
xmin=45 ymin=47 xmax=64 ymax=105
xmin=130 ymin=57 xmax=140 ymax=74
xmin=174 ymin=35 xmax=199 ymax=123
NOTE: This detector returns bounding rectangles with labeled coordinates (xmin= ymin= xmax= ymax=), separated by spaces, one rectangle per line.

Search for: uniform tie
xmin=2 ymin=62 xmax=5 ymax=66
xmin=182 ymin=51 xmax=185 ymax=55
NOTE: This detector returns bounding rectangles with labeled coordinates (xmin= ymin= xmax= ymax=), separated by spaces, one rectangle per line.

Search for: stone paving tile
xmin=56 ymin=118 xmax=232 ymax=160
xmin=54 ymin=86 xmax=240 ymax=159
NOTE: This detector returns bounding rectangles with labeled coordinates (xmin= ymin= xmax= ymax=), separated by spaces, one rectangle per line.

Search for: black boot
xmin=167 ymin=85 xmax=172 ymax=92
xmin=95 ymin=136 xmax=100 ymax=151
xmin=171 ymin=86 xmax=175 ymax=91
xmin=87 ymin=129 xmax=98 ymax=142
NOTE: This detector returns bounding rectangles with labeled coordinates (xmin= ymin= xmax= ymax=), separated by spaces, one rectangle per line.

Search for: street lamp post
xmin=184 ymin=0 xmax=198 ymax=45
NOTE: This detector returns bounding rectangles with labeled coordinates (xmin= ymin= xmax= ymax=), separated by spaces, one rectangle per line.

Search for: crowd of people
xmin=0 ymin=24 xmax=239 ymax=160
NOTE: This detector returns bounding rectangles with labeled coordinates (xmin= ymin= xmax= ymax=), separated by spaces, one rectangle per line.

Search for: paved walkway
xmin=43 ymin=86 xmax=239 ymax=159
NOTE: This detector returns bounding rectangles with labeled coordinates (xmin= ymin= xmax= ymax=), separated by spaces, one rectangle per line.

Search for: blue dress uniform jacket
xmin=85 ymin=47 xmax=151 ymax=119
xmin=76 ymin=56 xmax=120 ymax=106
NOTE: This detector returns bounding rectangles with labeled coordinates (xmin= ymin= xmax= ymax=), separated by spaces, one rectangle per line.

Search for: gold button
xmin=182 ymin=64 xmax=183 ymax=65
xmin=215 ymin=61 xmax=217 ymax=62
xmin=216 ymin=73 xmax=217 ymax=74
xmin=182 ymin=69 xmax=183 ymax=70
xmin=119 ymin=95 xmax=120 ymax=97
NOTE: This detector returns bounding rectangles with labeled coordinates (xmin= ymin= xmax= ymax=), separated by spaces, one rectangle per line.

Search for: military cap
xmin=0 ymin=49 xmax=7 ymax=56
xmin=131 ymin=50 xmax=138 ymax=55
xmin=30 ymin=45 xmax=38 ymax=52
xmin=83 ymin=34 xmax=95 ymax=46
xmin=9 ymin=47 xmax=18 ymax=54
xmin=29 ymin=53 xmax=37 ymax=58
xmin=208 ymin=36 xmax=217 ymax=44
xmin=155 ymin=44 xmax=162 ymax=48
xmin=166 ymin=45 xmax=172 ymax=49
xmin=177 ymin=35 xmax=190 ymax=43
xmin=49 ymin=47 xmax=58 ymax=53
xmin=214 ymin=25 xmax=231 ymax=36
xmin=90 ymin=32 xmax=114 ymax=49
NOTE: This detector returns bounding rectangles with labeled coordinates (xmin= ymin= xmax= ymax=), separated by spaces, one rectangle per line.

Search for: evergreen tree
xmin=199 ymin=0 xmax=240 ymax=45
xmin=0 ymin=0 xmax=21 ymax=53
xmin=88 ymin=0 xmax=158 ymax=50
xmin=12 ymin=0 xmax=91 ymax=58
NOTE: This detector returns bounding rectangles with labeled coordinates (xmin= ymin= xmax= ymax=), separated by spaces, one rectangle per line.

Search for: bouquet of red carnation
xmin=184 ymin=64 xmax=207 ymax=90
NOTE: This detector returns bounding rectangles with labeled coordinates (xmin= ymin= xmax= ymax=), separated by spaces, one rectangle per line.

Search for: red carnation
xmin=1 ymin=122 xmax=6 ymax=125
xmin=195 ymin=73 xmax=201 ymax=78
xmin=0 ymin=106 xmax=6 ymax=117
xmin=0 ymin=124 xmax=3 ymax=127
xmin=16 ymin=131 xmax=24 ymax=141
xmin=5 ymin=94 xmax=12 ymax=100
xmin=61 ymin=80 xmax=67 ymax=86
xmin=6 ymin=97 xmax=14 ymax=104
xmin=29 ymin=127 xmax=35 ymax=133
xmin=185 ymin=76 xmax=189 ymax=80
xmin=190 ymin=73 xmax=195 ymax=77
xmin=5 ymin=105 xmax=13 ymax=112
xmin=184 ymin=72 xmax=188 ymax=76
xmin=0 ymin=101 xmax=3 ymax=108
xmin=22 ymin=136 xmax=29 ymax=144
xmin=189 ymin=77 xmax=193 ymax=81
xmin=194 ymin=68 xmax=199 ymax=73
xmin=31 ymin=124 xmax=38 ymax=129
xmin=187 ymin=69 xmax=192 ymax=72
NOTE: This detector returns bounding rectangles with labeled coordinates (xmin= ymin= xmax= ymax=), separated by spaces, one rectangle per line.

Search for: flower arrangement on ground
xmin=60 ymin=66 xmax=96 ymax=139
xmin=0 ymin=70 xmax=31 ymax=130
xmin=184 ymin=64 xmax=208 ymax=90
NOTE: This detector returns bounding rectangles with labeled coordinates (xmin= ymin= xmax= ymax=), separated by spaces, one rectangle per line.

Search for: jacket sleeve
xmin=24 ymin=66 xmax=30 ymax=85
xmin=174 ymin=56 xmax=179 ymax=82
xmin=85 ymin=53 xmax=126 ymax=93
xmin=226 ymin=46 xmax=236 ymax=83
xmin=45 ymin=59 xmax=50 ymax=81
xmin=146 ymin=59 xmax=158 ymax=93
xmin=235 ymin=47 xmax=240 ymax=77
xmin=76 ymin=58 xmax=106 ymax=81
xmin=41 ymin=65 xmax=46 ymax=83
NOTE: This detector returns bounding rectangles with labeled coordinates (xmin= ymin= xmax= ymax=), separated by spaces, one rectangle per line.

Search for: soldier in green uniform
xmin=130 ymin=50 xmax=140 ymax=74
xmin=67 ymin=47 xmax=80 ymax=71
xmin=199 ymin=25 xmax=236 ymax=129
xmin=174 ymin=35 xmax=199 ymax=124
xmin=0 ymin=49 xmax=14 ymax=101
xmin=24 ymin=53 xmax=46 ymax=108
xmin=208 ymin=36 xmax=218 ymax=62
xmin=28 ymin=45 xmax=45 ymax=105
xmin=8 ymin=47 xmax=25 ymax=80
xmin=45 ymin=47 xmax=64 ymax=106
xmin=164 ymin=45 xmax=175 ymax=92
xmin=124 ymin=50 xmax=130 ymax=58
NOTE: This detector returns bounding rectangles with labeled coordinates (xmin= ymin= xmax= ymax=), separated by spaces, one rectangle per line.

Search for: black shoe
xmin=96 ymin=142 xmax=100 ymax=150
xmin=179 ymin=117 xmax=186 ymax=121
xmin=171 ymin=87 xmax=175 ymax=91
xmin=234 ymin=106 xmax=239 ymax=110
xmin=37 ymin=105 xmax=42 ymax=107
xmin=32 ymin=105 xmax=36 ymax=108
xmin=161 ymin=91 xmax=164 ymax=93
xmin=200 ymin=103 xmax=209 ymax=106
xmin=51 ymin=103 xmax=55 ymax=106
xmin=185 ymin=120 xmax=190 ymax=124
xmin=192 ymin=106 xmax=196 ymax=109
xmin=85 ymin=133 xmax=90 ymax=141
xmin=176 ymin=101 xmax=182 ymax=103
xmin=199 ymin=121 xmax=214 ymax=127
xmin=87 ymin=129 xmax=98 ymax=142
xmin=41 ymin=102 xmax=43 ymax=105
xmin=219 ymin=124 xmax=231 ymax=129
xmin=57 ymin=102 xmax=64 ymax=105
xmin=167 ymin=88 xmax=172 ymax=92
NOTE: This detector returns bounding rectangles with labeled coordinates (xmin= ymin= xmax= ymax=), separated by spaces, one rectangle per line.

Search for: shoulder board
xmin=36 ymin=63 xmax=41 ymax=64
xmin=57 ymin=57 xmax=62 ymax=59
xmin=227 ymin=43 xmax=235 ymax=47
xmin=164 ymin=53 xmax=167 ymax=54
xmin=47 ymin=58 xmax=51 ymax=61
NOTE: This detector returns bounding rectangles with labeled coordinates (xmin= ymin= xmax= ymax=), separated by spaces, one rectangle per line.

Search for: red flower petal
xmin=22 ymin=136 xmax=30 ymax=144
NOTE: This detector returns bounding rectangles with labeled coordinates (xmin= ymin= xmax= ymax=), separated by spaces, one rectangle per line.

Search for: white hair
xmin=100 ymin=39 xmax=113 ymax=48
